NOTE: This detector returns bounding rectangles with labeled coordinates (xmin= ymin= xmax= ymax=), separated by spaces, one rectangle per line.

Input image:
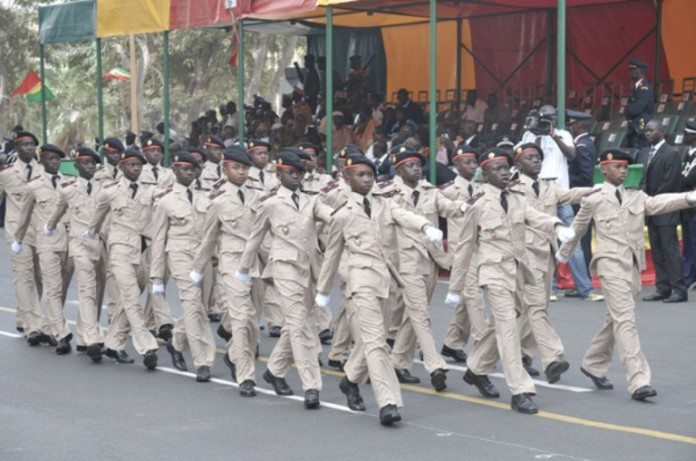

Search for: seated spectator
xmin=396 ymin=88 xmax=425 ymax=125
xmin=354 ymin=106 xmax=379 ymax=152
xmin=482 ymin=92 xmax=510 ymax=134
xmin=461 ymin=89 xmax=487 ymax=124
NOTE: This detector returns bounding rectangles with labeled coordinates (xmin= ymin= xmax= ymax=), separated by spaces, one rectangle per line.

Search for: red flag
xmin=228 ymin=28 xmax=239 ymax=67
xmin=12 ymin=70 xmax=41 ymax=96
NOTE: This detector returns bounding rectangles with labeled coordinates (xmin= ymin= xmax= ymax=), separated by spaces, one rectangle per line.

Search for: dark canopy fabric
xmin=38 ymin=0 xmax=96 ymax=44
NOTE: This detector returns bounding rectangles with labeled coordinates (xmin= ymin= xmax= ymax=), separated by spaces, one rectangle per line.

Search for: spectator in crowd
xmin=482 ymin=92 xmax=510 ymax=134
xmin=461 ymin=89 xmax=487 ymax=125
xmin=625 ymin=58 xmax=653 ymax=149
xmin=460 ymin=120 xmax=481 ymax=148
xmin=397 ymin=88 xmax=425 ymax=125
xmin=294 ymin=54 xmax=321 ymax=112
xmin=353 ymin=106 xmax=379 ymax=152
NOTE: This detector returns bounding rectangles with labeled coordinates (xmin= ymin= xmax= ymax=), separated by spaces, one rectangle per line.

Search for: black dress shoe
xmin=239 ymin=380 xmax=256 ymax=397
xmin=76 ymin=345 xmax=87 ymax=353
xmin=55 ymin=337 xmax=72 ymax=355
xmin=105 ymin=349 xmax=135 ymax=364
xmin=463 ymin=369 xmax=500 ymax=398
xmin=217 ymin=324 xmax=232 ymax=342
xmin=86 ymin=344 xmax=102 ymax=362
xmin=16 ymin=326 xmax=25 ymax=333
xmin=268 ymin=326 xmax=282 ymax=338
xmin=327 ymin=359 xmax=345 ymax=371
xmin=27 ymin=331 xmax=41 ymax=346
xmin=511 ymin=393 xmax=538 ymax=414
xmin=522 ymin=355 xmax=540 ymax=377
xmin=207 ymin=313 xmax=221 ymax=323
xmin=339 ymin=377 xmax=366 ymax=411
xmin=394 ymin=368 xmax=420 ymax=384
xmin=304 ymin=389 xmax=320 ymax=409
xmin=166 ymin=339 xmax=187 ymax=371
xmin=196 ymin=366 xmax=211 ymax=382
xmin=157 ymin=324 xmax=173 ymax=342
xmin=631 ymin=385 xmax=657 ymax=401
xmin=379 ymin=404 xmax=401 ymax=425
xmin=263 ymin=369 xmax=293 ymax=395
xmin=430 ymin=369 xmax=448 ymax=392
xmin=544 ymin=360 xmax=570 ymax=384
xmin=223 ymin=352 xmax=237 ymax=382
xmin=580 ymin=367 xmax=613 ymax=390
xmin=642 ymin=291 xmax=670 ymax=301
xmin=319 ymin=329 xmax=333 ymax=345
xmin=143 ymin=350 xmax=158 ymax=370
xmin=441 ymin=345 xmax=468 ymax=363
xmin=663 ymin=291 xmax=687 ymax=303
xmin=39 ymin=333 xmax=58 ymax=347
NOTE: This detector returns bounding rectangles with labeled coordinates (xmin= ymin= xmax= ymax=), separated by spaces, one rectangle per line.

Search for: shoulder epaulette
xmin=28 ymin=176 xmax=40 ymax=183
xmin=245 ymin=184 xmax=264 ymax=191
xmin=377 ymin=179 xmax=393 ymax=189
xmin=467 ymin=191 xmax=485 ymax=205
xmin=60 ymin=179 xmax=77 ymax=188
xmin=154 ymin=186 xmax=173 ymax=199
xmin=421 ymin=182 xmax=435 ymax=190
xmin=209 ymin=188 xmax=226 ymax=200
xmin=141 ymin=181 xmax=158 ymax=186
xmin=260 ymin=188 xmax=278 ymax=202
xmin=321 ymin=180 xmax=339 ymax=194
xmin=247 ymin=176 xmax=260 ymax=182
xmin=509 ymin=188 xmax=525 ymax=195
xmin=330 ymin=201 xmax=348 ymax=216
xmin=438 ymin=180 xmax=454 ymax=190
xmin=212 ymin=178 xmax=227 ymax=189
xmin=104 ymin=180 xmax=119 ymax=188
xmin=540 ymin=177 xmax=557 ymax=181
xmin=374 ymin=188 xmax=401 ymax=198
xmin=303 ymin=190 xmax=319 ymax=195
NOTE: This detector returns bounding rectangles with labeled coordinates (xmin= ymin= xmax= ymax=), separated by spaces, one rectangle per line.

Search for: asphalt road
xmin=0 ymin=232 xmax=694 ymax=460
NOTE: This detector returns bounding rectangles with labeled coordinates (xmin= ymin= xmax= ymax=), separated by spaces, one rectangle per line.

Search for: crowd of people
xmin=1 ymin=55 xmax=695 ymax=427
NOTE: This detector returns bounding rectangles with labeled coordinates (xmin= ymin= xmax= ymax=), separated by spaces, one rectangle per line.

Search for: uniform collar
xmin=602 ymin=181 xmax=625 ymax=195
xmin=519 ymin=173 xmax=537 ymax=186
xmin=482 ymin=182 xmax=503 ymax=199
xmin=454 ymin=175 xmax=472 ymax=188
xmin=350 ymin=190 xmax=370 ymax=206
xmin=172 ymin=182 xmax=190 ymax=195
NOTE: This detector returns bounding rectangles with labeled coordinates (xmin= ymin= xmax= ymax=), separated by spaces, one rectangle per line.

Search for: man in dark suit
xmin=397 ymin=88 xmax=426 ymax=125
xmin=640 ymin=120 xmax=687 ymax=302
xmin=625 ymin=58 xmax=654 ymax=149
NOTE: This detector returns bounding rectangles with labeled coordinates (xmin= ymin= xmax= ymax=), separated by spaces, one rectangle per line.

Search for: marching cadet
xmin=440 ymin=145 xmax=486 ymax=363
xmin=93 ymin=137 xmax=124 ymax=182
xmin=447 ymin=148 xmax=575 ymax=414
xmin=315 ymin=153 xmax=444 ymax=425
xmin=87 ymin=149 xmax=161 ymax=369
xmin=150 ymin=151 xmax=215 ymax=383
xmin=557 ymin=148 xmax=696 ymax=401
xmin=0 ymin=131 xmax=45 ymax=340
xmin=237 ymin=150 xmax=333 ymax=409
xmin=298 ymin=141 xmax=332 ymax=194
xmin=14 ymin=144 xmax=73 ymax=354
xmin=387 ymin=145 xmax=470 ymax=392
xmin=46 ymin=148 xmax=107 ymax=362
xmin=191 ymin=145 xmax=262 ymax=397
xmin=200 ymin=135 xmax=224 ymax=189
xmin=141 ymin=138 xmax=175 ymax=187
xmin=247 ymin=139 xmax=279 ymax=191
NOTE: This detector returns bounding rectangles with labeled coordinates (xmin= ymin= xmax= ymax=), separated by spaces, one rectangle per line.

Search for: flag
xmin=228 ymin=31 xmax=239 ymax=67
xmin=12 ymin=70 xmax=54 ymax=104
xmin=104 ymin=67 xmax=131 ymax=82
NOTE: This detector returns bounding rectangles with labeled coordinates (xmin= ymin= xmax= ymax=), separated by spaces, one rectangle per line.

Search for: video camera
xmin=523 ymin=109 xmax=554 ymax=136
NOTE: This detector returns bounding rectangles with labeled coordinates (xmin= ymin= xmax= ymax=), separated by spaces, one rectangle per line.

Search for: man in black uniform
xmin=625 ymin=58 xmax=654 ymax=149
xmin=680 ymin=121 xmax=696 ymax=288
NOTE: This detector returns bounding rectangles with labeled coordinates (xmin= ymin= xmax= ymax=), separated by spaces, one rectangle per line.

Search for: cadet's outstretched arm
xmin=192 ymin=204 xmax=222 ymax=273
xmin=557 ymin=198 xmax=595 ymax=261
xmin=13 ymin=189 xmax=36 ymax=243
xmin=149 ymin=203 xmax=169 ymax=284
xmin=239 ymin=203 xmax=271 ymax=271
xmin=316 ymin=214 xmax=347 ymax=295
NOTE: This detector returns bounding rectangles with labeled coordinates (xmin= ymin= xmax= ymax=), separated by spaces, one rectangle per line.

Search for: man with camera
xmin=521 ymin=105 xmax=602 ymax=302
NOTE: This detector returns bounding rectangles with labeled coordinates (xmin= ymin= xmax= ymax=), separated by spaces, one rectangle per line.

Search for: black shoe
xmin=394 ymin=368 xmax=420 ymax=384
xmin=304 ymin=389 xmax=320 ymax=409
xmin=217 ymin=324 xmax=232 ymax=342
xmin=386 ymin=338 xmax=395 ymax=349
xmin=76 ymin=345 xmax=87 ymax=352
xmin=208 ymin=313 xmax=221 ymax=323
xmin=642 ymin=291 xmax=670 ymax=301
xmin=268 ymin=326 xmax=282 ymax=338
xmin=55 ymin=336 xmax=72 ymax=355
xmin=39 ymin=333 xmax=58 ymax=347
xmin=631 ymin=385 xmax=657 ymax=401
xmin=663 ymin=291 xmax=687 ymax=303
xmin=104 ymin=348 xmax=135 ymax=364
xmin=511 ymin=393 xmax=538 ymax=414
xmin=379 ymin=404 xmax=401 ymax=426
xmin=544 ymin=360 xmax=569 ymax=384
xmin=166 ymin=339 xmax=187 ymax=371
xmin=157 ymin=324 xmax=173 ymax=342
xmin=16 ymin=326 xmax=24 ymax=333
xmin=463 ymin=369 xmax=500 ymax=398
xmin=580 ymin=367 xmax=613 ymax=390
xmin=223 ymin=352 xmax=237 ymax=382
xmin=196 ymin=366 xmax=211 ymax=382
xmin=522 ymin=355 xmax=540 ymax=377
xmin=441 ymin=345 xmax=468 ymax=363
xmin=27 ymin=331 xmax=41 ymax=346
xmin=430 ymin=369 xmax=448 ymax=392
xmin=86 ymin=344 xmax=102 ymax=362
xmin=339 ymin=377 xmax=366 ymax=411
xmin=143 ymin=350 xmax=158 ymax=370
xmin=239 ymin=380 xmax=256 ymax=397
xmin=263 ymin=369 xmax=293 ymax=396
xmin=327 ymin=359 xmax=345 ymax=371
xmin=319 ymin=329 xmax=333 ymax=345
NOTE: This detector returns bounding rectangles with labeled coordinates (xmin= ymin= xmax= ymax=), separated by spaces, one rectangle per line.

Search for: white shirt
xmin=521 ymin=128 xmax=573 ymax=189
xmin=462 ymin=100 xmax=488 ymax=124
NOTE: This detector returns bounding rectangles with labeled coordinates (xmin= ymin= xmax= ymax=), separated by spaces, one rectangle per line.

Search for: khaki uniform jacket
xmin=302 ymin=171 xmax=333 ymax=194
xmin=200 ymin=161 xmax=222 ymax=190
xmin=15 ymin=171 xmax=68 ymax=253
xmin=0 ymin=159 xmax=41 ymax=243
xmin=450 ymin=183 xmax=561 ymax=292
xmin=93 ymin=163 xmax=121 ymax=183
xmin=248 ymin=164 xmax=279 ymax=192
xmin=141 ymin=163 xmax=175 ymax=188
xmin=317 ymin=191 xmax=430 ymax=299
xmin=240 ymin=186 xmax=333 ymax=288
xmin=558 ymin=182 xmax=693 ymax=281
xmin=441 ymin=175 xmax=478 ymax=247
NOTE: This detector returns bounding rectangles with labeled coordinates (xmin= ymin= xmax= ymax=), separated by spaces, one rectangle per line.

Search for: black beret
xmin=171 ymin=151 xmax=200 ymax=167
xmin=599 ymin=148 xmax=634 ymax=165
xmin=629 ymin=58 xmax=648 ymax=70
xmin=345 ymin=154 xmax=376 ymax=174
xmin=277 ymin=151 xmax=307 ymax=173
xmin=513 ymin=142 xmax=544 ymax=161
xmin=142 ymin=138 xmax=164 ymax=151
xmin=203 ymin=135 xmax=225 ymax=149
xmin=297 ymin=141 xmax=320 ymax=153
xmin=223 ymin=145 xmax=252 ymax=166
xmin=187 ymin=147 xmax=207 ymax=159
xmin=13 ymin=131 xmax=38 ymax=145
xmin=120 ymin=148 xmax=146 ymax=164
xmin=338 ymin=144 xmax=363 ymax=159
xmin=451 ymin=144 xmax=480 ymax=161
xmin=283 ymin=147 xmax=311 ymax=163
xmin=75 ymin=147 xmax=101 ymax=163
xmin=390 ymin=145 xmax=426 ymax=167
xmin=103 ymin=137 xmax=125 ymax=153
xmin=40 ymin=144 xmax=66 ymax=158
xmin=479 ymin=147 xmax=512 ymax=167
xmin=248 ymin=139 xmax=272 ymax=151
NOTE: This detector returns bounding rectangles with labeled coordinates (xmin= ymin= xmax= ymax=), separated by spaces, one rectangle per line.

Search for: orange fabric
xmin=661 ymin=0 xmax=696 ymax=91
xmin=96 ymin=0 xmax=170 ymax=37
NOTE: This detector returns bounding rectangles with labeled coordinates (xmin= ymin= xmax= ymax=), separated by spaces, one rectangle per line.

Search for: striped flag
xmin=103 ymin=67 xmax=131 ymax=82
xmin=12 ymin=70 xmax=54 ymax=104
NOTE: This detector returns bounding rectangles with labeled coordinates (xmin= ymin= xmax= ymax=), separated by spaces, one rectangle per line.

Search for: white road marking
xmin=0 ymin=330 xmax=23 ymax=338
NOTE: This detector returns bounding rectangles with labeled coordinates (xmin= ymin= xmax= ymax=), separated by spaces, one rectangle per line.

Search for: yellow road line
xmin=2 ymin=305 xmax=695 ymax=446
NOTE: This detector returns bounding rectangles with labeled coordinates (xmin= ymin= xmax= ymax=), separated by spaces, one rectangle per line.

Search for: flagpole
xmin=96 ymin=38 xmax=104 ymax=146
xmin=163 ymin=30 xmax=170 ymax=164
xmin=129 ymin=34 xmax=138 ymax=135
xmin=39 ymin=43 xmax=48 ymax=145
xmin=236 ymin=19 xmax=245 ymax=143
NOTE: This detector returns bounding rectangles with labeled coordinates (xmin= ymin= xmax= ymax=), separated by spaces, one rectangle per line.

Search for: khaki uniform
xmin=193 ymin=181 xmax=262 ymax=383
xmin=89 ymin=178 xmax=160 ymax=355
xmin=93 ymin=162 xmax=121 ymax=183
xmin=150 ymin=183 xmax=215 ymax=367
xmin=193 ymin=178 xmax=221 ymax=318
xmin=241 ymin=186 xmax=333 ymax=391
xmin=317 ymin=191 xmax=430 ymax=408
xmin=15 ymin=171 xmax=73 ymax=341
xmin=440 ymin=176 xmax=488 ymax=350
xmin=140 ymin=163 xmax=175 ymax=188
xmin=0 ymin=159 xmax=44 ymax=333
xmin=48 ymin=176 xmax=108 ymax=346
xmin=558 ymin=183 xmax=693 ymax=394
xmin=451 ymin=183 xmax=560 ymax=395
xmin=200 ymin=161 xmax=222 ymax=190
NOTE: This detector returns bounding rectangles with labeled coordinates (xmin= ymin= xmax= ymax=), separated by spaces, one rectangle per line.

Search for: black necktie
xmin=467 ymin=183 xmax=473 ymax=197
xmin=51 ymin=175 xmax=59 ymax=189
xmin=363 ymin=197 xmax=371 ymax=218
xmin=238 ymin=189 xmax=245 ymax=205
xmin=216 ymin=164 xmax=221 ymax=178
xmin=500 ymin=190 xmax=508 ymax=213
xmin=112 ymin=166 xmax=118 ymax=179
xmin=187 ymin=188 xmax=193 ymax=204
xmin=615 ymin=189 xmax=622 ymax=205
xmin=130 ymin=182 xmax=138 ymax=199
xmin=259 ymin=170 xmax=265 ymax=185
xmin=87 ymin=181 xmax=92 ymax=196
xmin=412 ymin=190 xmax=420 ymax=206
xmin=532 ymin=181 xmax=540 ymax=198
xmin=26 ymin=164 xmax=33 ymax=181
xmin=195 ymin=178 xmax=202 ymax=190
xmin=152 ymin=166 xmax=159 ymax=180
xmin=291 ymin=191 xmax=300 ymax=210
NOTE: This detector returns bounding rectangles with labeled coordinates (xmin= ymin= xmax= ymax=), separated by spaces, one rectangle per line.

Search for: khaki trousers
xmin=583 ymin=270 xmax=651 ymax=394
xmin=444 ymin=262 xmax=488 ymax=350
xmin=71 ymin=238 xmax=107 ymax=346
xmin=141 ymin=245 xmax=174 ymax=330
xmin=36 ymin=249 xmax=72 ymax=340
xmin=9 ymin=241 xmax=45 ymax=334
xmin=327 ymin=280 xmax=351 ymax=361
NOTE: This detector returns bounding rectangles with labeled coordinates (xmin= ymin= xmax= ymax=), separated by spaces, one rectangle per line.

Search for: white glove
xmin=189 ymin=270 xmax=204 ymax=285
xmin=315 ymin=293 xmax=330 ymax=308
xmin=235 ymin=270 xmax=252 ymax=283
xmin=10 ymin=241 xmax=22 ymax=254
xmin=687 ymin=191 xmax=696 ymax=204
xmin=444 ymin=291 xmax=461 ymax=305
xmin=555 ymin=251 xmax=569 ymax=264
xmin=152 ymin=283 xmax=165 ymax=294
xmin=82 ymin=231 xmax=98 ymax=240
xmin=459 ymin=202 xmax=469 ymax=213
xmin=555 ymin=226 xmax=575 ymax=243
xmin=43 ymin=224 xmax=55 ymax=236
xmin=424 ymin=225 xmax=444 ymax=243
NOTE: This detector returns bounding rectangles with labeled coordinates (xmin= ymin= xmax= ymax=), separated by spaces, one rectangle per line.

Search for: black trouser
xmin=648 ymin=224 xmax=686 ymax=294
